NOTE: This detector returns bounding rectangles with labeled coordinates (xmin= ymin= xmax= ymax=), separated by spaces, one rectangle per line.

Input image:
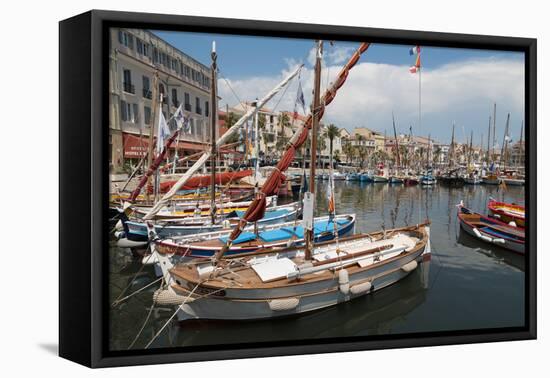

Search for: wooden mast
xmin=146 ymin=72 xmax=160 ymax=204
xmin=210 ymin=41 xmax=218 ymax=224
xmin=305 ymin=40 xmax=323 ymax=261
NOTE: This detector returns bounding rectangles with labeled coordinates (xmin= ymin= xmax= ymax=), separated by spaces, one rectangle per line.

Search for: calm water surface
xmin=109 ymin=182 xmax=525 ymax=350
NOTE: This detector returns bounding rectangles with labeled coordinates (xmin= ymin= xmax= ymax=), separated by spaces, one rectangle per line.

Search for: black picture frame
xmin=59 ymin=9 xmax=537 ymax=368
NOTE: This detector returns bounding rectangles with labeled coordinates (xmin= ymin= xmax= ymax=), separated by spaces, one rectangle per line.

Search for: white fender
xmin=153 ymin=289 xmax=190 ymax=305
xmin=401 ymin=260 xmax=418 ymax=273
xmin=115 ymin=219 xmax=123 ymax=231
xmin=338 ymin=269 xmax=350 ymax=295
xmin=268 ymin=297 xmax=299 ymax=311
xmin=350 ymin=281 xmax=372 ymax=295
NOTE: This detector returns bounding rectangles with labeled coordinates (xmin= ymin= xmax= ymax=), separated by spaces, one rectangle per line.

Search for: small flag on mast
xmin=409 ymin=45 xmax=421 ymax=74
xmin=173 ymin=102 xmax=191 ymax=133
xmin=295 ymin=79 xmax=306 ymax=115
xmin=156 ymin=109 xmax=171 ymax=153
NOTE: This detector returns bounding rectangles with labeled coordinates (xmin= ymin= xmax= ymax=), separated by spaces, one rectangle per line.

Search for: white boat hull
xmin=174 ymin=251 xmax=426 ymax=321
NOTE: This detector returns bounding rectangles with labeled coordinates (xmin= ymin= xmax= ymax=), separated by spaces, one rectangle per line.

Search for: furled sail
xmin=213 ymin=42 xmax=371 ymax=261
xmin=142 ymin=65 xmax=303 ymax=220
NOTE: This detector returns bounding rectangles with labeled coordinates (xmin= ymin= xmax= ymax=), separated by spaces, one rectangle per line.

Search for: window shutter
xmin=120 ymin=100 xmax=127 ymax=121
xmin=133 ymin=104 xmax=139 ymax=123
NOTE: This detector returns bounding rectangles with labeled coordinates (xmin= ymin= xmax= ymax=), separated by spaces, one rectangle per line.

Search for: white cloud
xmin=218 ymin=56 xmax=525 ymax=144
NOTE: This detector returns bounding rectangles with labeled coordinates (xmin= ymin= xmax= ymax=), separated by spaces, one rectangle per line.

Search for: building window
xmin=172 ymin=88 xmax=179 ymax=108
xmin=153 ymin=47 xmax=159 ymax=63
xmin=205 ymin=101 xmax=209 ymax=117
xmin=144 ymin=106 xmax=152 ymax=125
xmin=137 ymin=38 xmax=144 ymax=54
xmin=118 ymin=31 xmax=134 ymax=49
xmin=184 ymin=93 xmax=191 ymax=111
xmin=195 ymin=97 xmax=201 ymax=115
xmin=122 ymin=69 xmax=134 ymax=94
xmin=120 ymin=100 xmax=139 ymax=123
xmin=142 ymin=76 xmax=151 ymax=99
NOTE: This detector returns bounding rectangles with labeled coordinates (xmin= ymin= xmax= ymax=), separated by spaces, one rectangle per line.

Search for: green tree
xmin=224 ymin=111 xmax=240 ymax=144
xmin=276 ymin=112 xmax=291 ymax=150
xmin=323 ymin=124 xmax=341 ymax=161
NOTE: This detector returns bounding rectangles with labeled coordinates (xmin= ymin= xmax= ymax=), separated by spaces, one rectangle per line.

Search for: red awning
xmin=123 ymin=134 xmax=149 ymax=158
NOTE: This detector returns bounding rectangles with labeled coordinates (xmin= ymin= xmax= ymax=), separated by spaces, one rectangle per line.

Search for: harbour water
xmin=109 ymin=182 xmax=525 ymax=351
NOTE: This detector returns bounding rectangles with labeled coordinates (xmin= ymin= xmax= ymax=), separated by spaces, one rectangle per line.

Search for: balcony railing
xmin=123 ymin=82 xmax=135 ymax=94
xmin=172 ymin=100 xmax=180 ymax=108
xmin=142 ymin=89 xmax=152 ymax=99
xmin=184 ymin=103 xmax=192 ymax=112
xmin=196 ymin=107 xmax=202 ymax=115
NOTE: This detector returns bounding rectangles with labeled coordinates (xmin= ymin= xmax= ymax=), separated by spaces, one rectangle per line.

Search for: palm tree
xmin=433 ymin=146 xmax=442 ymax=166
xmin=323 ymin=124 xmax=341 ymax=165
xmin=276 ymin=112 xmax=291 ymax=151
xmin=342 ymin=139 xmax=354 ymax=164
xmin=224 ymin=111 xmax=240 ymax=144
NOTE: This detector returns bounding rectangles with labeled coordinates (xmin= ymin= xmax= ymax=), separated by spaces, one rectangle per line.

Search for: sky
xmin=153 ymin=30 xmax=525 ymax=145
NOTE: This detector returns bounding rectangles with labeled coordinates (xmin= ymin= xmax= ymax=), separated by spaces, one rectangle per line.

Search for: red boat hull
xmin=148 ymin=170 xmax=253 ymax=193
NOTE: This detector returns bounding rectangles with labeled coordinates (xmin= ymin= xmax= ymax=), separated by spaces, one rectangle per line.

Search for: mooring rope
xmin=127 ymin=278 xmax=164 ymax=350
xmin=112 ymin=277 xmax=162 ymax=308
xmin=143 ymin=281 xmax=228 ymax=349
xmin=111 ymin=245 xmax=154 ymax=307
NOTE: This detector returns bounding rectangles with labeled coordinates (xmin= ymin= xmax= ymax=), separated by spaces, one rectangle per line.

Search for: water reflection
xmin=109 ymin=182 xmax=526 ymax=351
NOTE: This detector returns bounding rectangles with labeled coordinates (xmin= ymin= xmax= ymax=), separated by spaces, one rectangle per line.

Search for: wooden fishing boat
xmin=149 ymin=42 xmax=433 ymax=323
xmin=389 ymin=176 xmax=404 ymax=184
xmin=482 ymin=174 xmax=500 ymax=185
xmin=500 ymin=176 xmax=525 ymax=186
xmin=488 ymin=199 xmax=525 ymax=227
xmin=131 ymin=196 xmax=276 ymax=220
xmin=153 ymin=222 xmax=431 ymax=321
xmin=118 ymin=202 xmax=300 ymax=243
xmin=346 ymin=173 xmax=360 ymax=181
xmin=153 ymin=214 xmax=356 ymax=260
xmin=463 ymin=175 xmax=482 ymax=185
xmin=404 ymin=177 xmax=419 ymax=186
xmin=359 ymin=173 xmax=373 ymax=182
xmin=332 ymin=172 xmax=347 ymax=181
xmin=420 ymin=175 xmax=436 ymax=186
xmin=152 ymin=170 xmax=253 ymax=193
xmin=372 ymin=175 xmax=389 ymax=183
xmin=457 ymin=204 xmax=524 ymax=254
xmin=438 ymin=173 xmax=465 ymax=187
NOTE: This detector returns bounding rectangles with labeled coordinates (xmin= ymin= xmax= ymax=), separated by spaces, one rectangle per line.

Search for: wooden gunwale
xmin=169 ymin=251 xmax=422 ymax=302
xmin=169 ymin=226 xmax=427 ymax=290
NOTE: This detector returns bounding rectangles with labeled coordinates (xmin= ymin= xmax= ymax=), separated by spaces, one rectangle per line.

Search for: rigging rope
xmin=213 ymin=42 xmax=371 ymax=262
